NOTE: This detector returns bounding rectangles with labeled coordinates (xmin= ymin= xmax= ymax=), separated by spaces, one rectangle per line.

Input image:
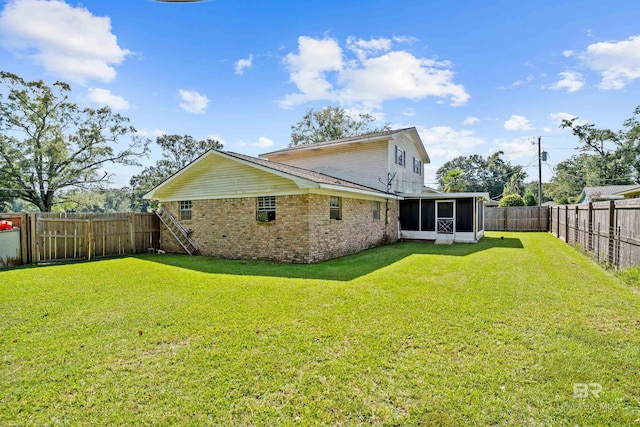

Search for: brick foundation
xmin=161 ymin=194 xmax=398 ymax=263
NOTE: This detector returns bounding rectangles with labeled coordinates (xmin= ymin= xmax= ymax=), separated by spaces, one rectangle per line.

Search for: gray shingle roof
xmin=260 ymin=127 xmax=415 ymax=157
xmin=583 ymin=185 xmax=639 ymax=198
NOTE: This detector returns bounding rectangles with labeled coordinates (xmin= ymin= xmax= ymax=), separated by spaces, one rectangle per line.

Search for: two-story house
xmin=144 ymin=127 xmax=486 ymax=262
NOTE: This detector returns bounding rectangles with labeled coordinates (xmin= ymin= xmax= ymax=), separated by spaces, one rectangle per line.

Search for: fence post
xmin=88 ymin=217 xmax=93 ymax=261
xmin=29 ymin=213 xmax=38 ymax=264
xmin=129 ymin=213 xmax=136 ymax=254
xmin=587 ymin=202 xmax=593 ymax=251
xmin=573 ymin=205 xmax=580 ymax=243
xmin=504 ymin=208 xmax=508 ymax=231
xmin=607 ymin=200 xmax=615 ymax=266
xmin=564 ymin=206 xmax=569 ymax=243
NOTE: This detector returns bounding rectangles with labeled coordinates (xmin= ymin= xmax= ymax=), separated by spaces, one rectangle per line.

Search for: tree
xmin=499 ymin=194 xmax=524 ymax=207
xmin=443 ymin=169 xmax=467 ymax=192
xmin=290 ymin=106 xmax=390 ymax=146
xmin=53 ymin=187 xmax=133 ymax=213
xmin=130 ymin=134 xmax=223 ymax=211
xmin=561 ymin=114 xmax=636 ymax=185
xmin=0 ymin=72 xmax=149 ymax=212
xmin=436 ymin=152 xmax=526 ymax=199
xmin=502 ymin=170 xmax=526 ymax=196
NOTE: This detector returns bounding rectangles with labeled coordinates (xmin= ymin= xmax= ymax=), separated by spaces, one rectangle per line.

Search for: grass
xmin=1 ymin=232 xmax=639 ymax=426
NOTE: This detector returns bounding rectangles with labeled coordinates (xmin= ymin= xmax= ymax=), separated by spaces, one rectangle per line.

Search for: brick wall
xmin=161 ymin=193 xmax=398 ymax=263
xmin=308 ymin=194 xmax=398 ymax=262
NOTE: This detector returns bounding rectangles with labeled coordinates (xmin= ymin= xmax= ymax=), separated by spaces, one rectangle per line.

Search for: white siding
xmin=388 ymin=133 xmax=427 ymax=194
xmin=265 ymin=140 xmax=389 ymax=192
xmin=154 ymin=155 xmax=301 ymax=202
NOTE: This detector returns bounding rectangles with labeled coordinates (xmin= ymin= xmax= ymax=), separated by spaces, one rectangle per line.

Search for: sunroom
xmin=399 ymin=192 xmax=490 ymax=243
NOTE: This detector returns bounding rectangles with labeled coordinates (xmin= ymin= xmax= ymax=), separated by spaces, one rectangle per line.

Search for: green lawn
xmin=1 ymin=232 xmax=639 ymax=426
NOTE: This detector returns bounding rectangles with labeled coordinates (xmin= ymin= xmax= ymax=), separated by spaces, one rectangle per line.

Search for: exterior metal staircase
xmin=156 ymin=206 xmax=199 ymax=255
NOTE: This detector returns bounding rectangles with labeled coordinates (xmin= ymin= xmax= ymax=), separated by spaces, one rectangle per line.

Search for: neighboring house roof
xmin=613 ymin=185 xmax=640 ymax=198
xmin=577 ymin=184 xmax=640 ymax=203
xmin=260 ymin=127 xmax=430 ymax=163
xmin=421 ymin=186 xmax=440 ymax=194
xmin=144 ymin=149 xmax=400 ymax=201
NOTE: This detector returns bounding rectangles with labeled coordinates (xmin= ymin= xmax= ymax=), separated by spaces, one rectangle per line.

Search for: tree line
xmin=2 ymin=71 xmax=638 ymax=212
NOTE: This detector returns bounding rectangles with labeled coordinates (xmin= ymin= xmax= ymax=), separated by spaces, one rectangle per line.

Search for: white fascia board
xmin=314 ymin=183 xmax=402 ymax=200
xmin=401 ymin=192 xmax=490 ymax=200
xmin=151 ymin=189 xmax=309 ymax=203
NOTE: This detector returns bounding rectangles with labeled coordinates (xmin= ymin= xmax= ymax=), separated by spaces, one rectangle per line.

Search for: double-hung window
xmin=330 ymin=196 xmax=342 ymax=220
xmin=372 ymin=201 xmax=380 ymax=220
xmin=257 ymin=196 xmax=276 ymax=221
xmin=180 ymin=200 xmax=192 ymax=221
xmin=395 ymin=146 xmax=406 ymax=167
xmin=413 ymin=157 xmax=422 ymax=175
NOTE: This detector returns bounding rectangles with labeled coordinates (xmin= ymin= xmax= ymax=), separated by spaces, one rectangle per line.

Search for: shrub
xmin=499 ymin=194 xmax=525 ymax=207
xmin=523 ymin=192 xmax=537 ymax=206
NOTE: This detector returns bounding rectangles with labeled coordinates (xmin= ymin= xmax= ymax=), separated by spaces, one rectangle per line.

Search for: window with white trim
xmin=180 ymin=200 xmax=192 ymax=221
xmin=257 ymin=196 xmax=276 ymax=221
xmin=330 ymin=196 xmax=342 ymax=220
xmin=413 ymin=157 xmax=422 ymax=175
xmin=395 ymin=146 xmax=406 ymax=167
xmin=372 ymin=201 xmax=380 ymax=220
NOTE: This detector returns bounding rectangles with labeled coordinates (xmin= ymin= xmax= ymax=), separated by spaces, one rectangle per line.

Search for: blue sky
xmin=1 ymin=0 xmax=639 ymax=188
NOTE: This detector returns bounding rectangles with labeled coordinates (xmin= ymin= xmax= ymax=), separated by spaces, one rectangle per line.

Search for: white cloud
xmin=87 ymin=88 xmax=129 ymax=110
xmin=504 ymin=115 xmax=532 ymax=131
xmin=549 ymin=112 xmax=588 ymax=127
xmin=251 ymin=136 xmax=274 ymax=149
xmin=207 ymin=134 xmax=226 ymax=146
xmin=234 ymin=54 xmax=253 ymax=75
xmin=512 ymin=75 xmax=535 ymax=86
xmin=417 ymin=125 xmax=485 ymax=150
xmin=550 ymin=71 xmax=584 ymax=93
xmin=280 ymin=35 xmax=469 ymax=109
xmin=402 ymin=108 xmax=416 ymax=117
xmin=562 ymin=50 xmax=574 ymax=57
xmin=178 ymin=89 xmax=209 ymax=114
xmin=0 ymin=0 xmax=131 ymax=83
xmin=491 ymin=137 xmax=536 ymax=161
xmin=463 ymin=116 xmax=480 ymax=126
xmin=346 ymin=36 xmax=393 ymax=60
xmin=582 ymin=35 xmax=640 ymax=89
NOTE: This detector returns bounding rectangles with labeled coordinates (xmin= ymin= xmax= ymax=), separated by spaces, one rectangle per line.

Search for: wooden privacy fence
xmin=3 ymin=212 xmax=160 ymax=265
xmin=485 ymin=206 xmax=549 ymax=231
xmin=550 ymin=199 xmax=640 ymax=270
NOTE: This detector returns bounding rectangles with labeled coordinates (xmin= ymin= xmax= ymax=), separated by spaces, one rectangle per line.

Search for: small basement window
xmin=372 ymin=201 xmax=380 ymax=220
xmin=257 ymin=196 xmax=276 ymax=221
xmin=180 ymin=200 xmax=192 ymax=221
xmin=330 ymin=196 xmax=342 ymax=220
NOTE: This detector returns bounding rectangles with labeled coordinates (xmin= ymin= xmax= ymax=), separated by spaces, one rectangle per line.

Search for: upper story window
xmin=395 ymin=146 xmax=406 ymax=167
xmin=330 ymin=196 xmax=342 ymax=220
xmin=180 ymin=200 xmax=192 ymax=221
xmin=413 ymin=157 xmax=422 ymax=175
xmin=257 ymin=196 xmax=276 ymax=221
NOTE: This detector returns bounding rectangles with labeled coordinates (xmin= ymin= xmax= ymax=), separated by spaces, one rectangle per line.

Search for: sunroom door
xmin=436 ymin=200 xmax=455 ymax=235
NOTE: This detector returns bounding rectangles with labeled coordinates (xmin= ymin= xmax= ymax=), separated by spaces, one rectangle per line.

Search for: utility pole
xmin=537 ymin=136 xmax=542 ymax=207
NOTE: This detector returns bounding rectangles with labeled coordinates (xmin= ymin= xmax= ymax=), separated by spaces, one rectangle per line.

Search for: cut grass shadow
xmin=139 ymin=235 xmax=523 ymax=281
